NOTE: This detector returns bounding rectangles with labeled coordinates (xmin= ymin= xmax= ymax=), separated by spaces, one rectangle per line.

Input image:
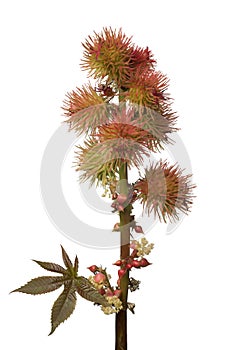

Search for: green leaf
xmin=33 ymin=260 xmax=67 ymax=274
xmin=75 ymin=277 xmax=109 ymax=307
xmin=49 ymin=282 xmax=77 ymax=335
xmin=60 ymin=245 xmax=73 ymax=270
xmin=73 ymin=255 xmax=79 ymax=274
xmin=11 ymin=276 xmax=66 ymax=295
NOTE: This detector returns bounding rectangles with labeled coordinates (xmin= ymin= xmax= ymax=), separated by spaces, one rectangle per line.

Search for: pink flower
xmin=94 ymin=273 xmax=106 ymax=284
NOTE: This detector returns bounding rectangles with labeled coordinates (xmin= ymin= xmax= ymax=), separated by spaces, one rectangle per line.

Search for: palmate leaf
xmin=75 ymin=277 xmax=109 ymax=307
xmin=11 ymin=276 xmax=66 ymax=295
xmin=11 ymin=247 xmax=108 ymax=335
xmin=33 ymin=260 xmax=67 ymax=274
xmin=61 ymin=245 xmax=73 ymax=270
xmin=49 ymin=282 xmax=77 ymax=335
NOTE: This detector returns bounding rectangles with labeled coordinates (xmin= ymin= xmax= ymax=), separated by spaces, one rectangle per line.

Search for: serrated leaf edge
xmin=49 ymin=282 xmax=77 ymax=335
xmin=32 ymin=260 xmax=67 ymax=274
xmin=11 ymin=276 xmax=68 ymax=295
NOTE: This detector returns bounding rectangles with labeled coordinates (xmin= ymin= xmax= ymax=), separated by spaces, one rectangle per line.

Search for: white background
xmin=1 ymin=0 xmax=233 ymax=349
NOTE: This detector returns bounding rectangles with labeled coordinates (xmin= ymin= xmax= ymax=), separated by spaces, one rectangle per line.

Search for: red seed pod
xmin=113 ymin=260 xmax=122 ymax=266
xmin=132 ymin=260 xmax=141 ymax=268
xmin=117 ymin=278 xmax=121 ymax=287
xmin=140 ymin=258 xmax=152 ymax=267
xmin=114 ymin=289 xmax=122 ymax=298
xmin=117 ymin=194 xmax=127 ymax=204
xmin=118 ymin=269 xmax=126 ymax=279
xmin=94 ymin=272 xmax=106 ymax=283
xmin=88 ymin=265 xmax=98 ymax=273
xmin=134 ymin=225 xmax=144 ymax=234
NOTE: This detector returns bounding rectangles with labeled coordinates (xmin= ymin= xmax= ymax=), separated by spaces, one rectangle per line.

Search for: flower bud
xmin=140 ymin=258 xmax=152 ymax=267
xmin=134 ymin=225 xmax=144 ymax=234
xmin=118 ymin=269 xmax=126 ymax=279
xmin=126 ymin=263 xmax=132 ymax=270
xmin=113 ymin=260 xmax=122 ymax=266
xmin=98 ymin=288 xmax=105 ymax=295
xmin=105 ymin=288 xmax=114 ymax=297
xmin=88 ymin=265 xmax=98 ymax=273
xmin=114 ymin=289 xmax=122 ymax=298
xmin=132 ymin=260 xmax=141 ymax=268
xmin=94 ymin=272 xmax=106 ymax=283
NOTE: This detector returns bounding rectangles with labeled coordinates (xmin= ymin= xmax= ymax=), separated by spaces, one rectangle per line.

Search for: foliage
xmin=11 ymin=246 xmax=110 ymax=334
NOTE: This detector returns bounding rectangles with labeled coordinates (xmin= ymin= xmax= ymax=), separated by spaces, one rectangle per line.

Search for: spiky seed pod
xmin=75 ymin=137 xmax=119 ymax=187
xmin=95 ymin=105 xmax=176 ymax=152
xmin=96 ymin=119 xmax=155 ymax=151
xmin=62 ymin=84 xmax=108 ymax=134
xmin=123 ymin=68 xmax=174 ymax=113
xmin=81 ymin=27 xmax=133 ymax=84
xmin=129 ymin=46 xmax=156 ymax=71
xmin=134 ymin=161 xmax=195 ymax=222
xmin=75 ymin=133 xmax=150 ymax=187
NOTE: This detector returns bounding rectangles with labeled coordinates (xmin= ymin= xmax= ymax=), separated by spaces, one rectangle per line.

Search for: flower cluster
xmin=101 ymin=296 xmax=123 ymax=315
xmin=87 ymin=266 xmax=123 ymax=315
xmin=130 ymin=237 xmax=154 ymax=257
xmin=88 ymin=273 xmax=108 ymax=291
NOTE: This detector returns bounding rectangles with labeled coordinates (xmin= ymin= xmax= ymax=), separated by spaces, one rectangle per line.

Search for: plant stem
xmin=115 ymin=162 xmax=131 ymax=350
